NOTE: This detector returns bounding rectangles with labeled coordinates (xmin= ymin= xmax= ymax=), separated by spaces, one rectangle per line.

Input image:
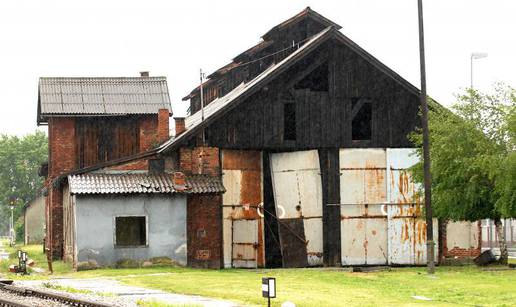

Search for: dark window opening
xmin=352 ymin=98 xmax=372 ymax=140
xmin=283 ymin=103 xmax=296 ymax=141
xmin=115 ymin=216 xmax=147 ymax=247
xmin=294 ymin=62 xmax=328 ymax=92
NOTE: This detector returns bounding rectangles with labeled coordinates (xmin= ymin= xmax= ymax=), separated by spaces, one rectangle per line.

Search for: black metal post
xmin=417 ymin=0 xmax=435 ymax=274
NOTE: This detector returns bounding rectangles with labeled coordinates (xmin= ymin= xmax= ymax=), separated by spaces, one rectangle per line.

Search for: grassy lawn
xmin=2 ymin=243 xmax=515 ymax=306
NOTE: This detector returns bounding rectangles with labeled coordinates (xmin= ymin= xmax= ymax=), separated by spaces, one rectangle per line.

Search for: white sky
xmin=0 ymin=0 xmax=515 ymax=136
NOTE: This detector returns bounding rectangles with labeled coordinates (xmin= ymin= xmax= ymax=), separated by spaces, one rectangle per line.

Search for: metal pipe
xmin=417 ymin=0 xmax=435 ymax=274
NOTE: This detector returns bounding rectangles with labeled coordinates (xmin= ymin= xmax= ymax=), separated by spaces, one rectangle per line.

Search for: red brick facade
xmin=45 ymin=114 xmax=169 ymax=259
xmin=158 ymin=109 xmax=170 ymax=143
xmin=187 ymin=194 xmax=223 ymax=269
xmin=179 ymin=147 xmax=220 ymax=176
xmin=46 ymin=118 xmax=76 ymax=259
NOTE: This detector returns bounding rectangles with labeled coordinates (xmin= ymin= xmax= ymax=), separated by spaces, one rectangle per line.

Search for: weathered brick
xmin=187 ymin=194 xmax=223 ymax=268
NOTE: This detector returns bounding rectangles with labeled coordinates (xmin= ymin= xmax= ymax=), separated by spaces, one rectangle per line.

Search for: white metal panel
xmin=340 ymin=170 xmax=365 ymax=204
xmin=304 ymin=218 xmax=323 ymax=266
xmin=341 ymin=217 xmax=366 ymax=265
xmin=233 ymin=220 xmax=258 ymax=243
xmin=232 ymin=220 xmax=258 ymax=268
xmin=297 ymin=170 xmax=323 ymax=218
xmin=340 ymin=149 xmax=386 ymax=168
xmin=270 ymin=171 xmax=301 ymax=219
xmin=270 ymin=150 xmax=323 ymax=266
xmin=222 ymin=170 xmax=241 ymax=268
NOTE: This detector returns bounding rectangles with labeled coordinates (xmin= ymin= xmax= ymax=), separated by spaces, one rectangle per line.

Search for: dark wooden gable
xmin=201 ymin=38 xmax=420 ymax=150
xmin=186 ymin=8 xmax=342 ymax=115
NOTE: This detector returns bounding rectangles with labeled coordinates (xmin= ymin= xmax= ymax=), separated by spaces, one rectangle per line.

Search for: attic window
xmin=283 ymin=103 xmax=296 ymax=141
xmin=351 ymin=98 xmax=372 ymax=140
xmin=115 ymin=216 xmax=147 ymax=247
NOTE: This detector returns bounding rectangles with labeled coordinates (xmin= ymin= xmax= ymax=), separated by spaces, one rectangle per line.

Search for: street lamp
xmin=471 ymin=52 xmax=488 ymax=89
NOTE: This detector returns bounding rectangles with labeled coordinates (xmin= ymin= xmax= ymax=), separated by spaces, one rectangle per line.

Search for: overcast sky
xmin=1 ymin=0 xmax=515 ymax=136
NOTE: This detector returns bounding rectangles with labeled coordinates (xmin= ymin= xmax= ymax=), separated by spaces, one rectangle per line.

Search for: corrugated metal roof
xmin=38 ymin=77 xmax=171 ymax=122
xmin=68 ymin=173 xmax=224 ymax=195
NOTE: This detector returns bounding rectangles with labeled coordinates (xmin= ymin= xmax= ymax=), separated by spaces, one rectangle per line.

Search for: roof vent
xmin=140 ymin=71 xmax=149 ymax=77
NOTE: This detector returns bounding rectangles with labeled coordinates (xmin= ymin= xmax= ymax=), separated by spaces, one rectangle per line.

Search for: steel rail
xmin=0 ymin=284 xmax=113 ymax=307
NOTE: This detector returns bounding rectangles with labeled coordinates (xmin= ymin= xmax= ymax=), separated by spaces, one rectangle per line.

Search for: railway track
xmin=0 ymin=282 xmax=114 ymax=307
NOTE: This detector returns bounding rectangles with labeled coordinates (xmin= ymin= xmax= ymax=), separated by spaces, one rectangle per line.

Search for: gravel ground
xmin=0 ymin=282 xmax=135 ymax=307
xmin=0 ymin=287 xmax=67 ymax=307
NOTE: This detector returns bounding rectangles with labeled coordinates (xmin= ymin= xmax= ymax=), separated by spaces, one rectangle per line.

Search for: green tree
xmin=411 ymin=83 xmax=515 ymax=264
xmin=0 ymin=131 xmax=48 ymax=241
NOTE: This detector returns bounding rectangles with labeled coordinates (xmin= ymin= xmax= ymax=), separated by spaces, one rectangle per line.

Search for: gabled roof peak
xmin=262 ymin=7 xmax=342 ymax=40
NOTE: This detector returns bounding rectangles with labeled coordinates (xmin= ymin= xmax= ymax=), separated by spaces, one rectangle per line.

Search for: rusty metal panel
xmin=221 ymin=150 xmax=264 ymax=268
xmin=339 ymin=149 xmax=386 ymax=204
xmin=270 ymin=150 xmax=323 ymax=267
xmin=232 ymin=219 xmax=258 ymax=268
xmin=387 ymin=148 xmax=419 ymax=204
xmin=386 ymin=148 xmax=438 ymax=265
xmin=340 ymin=149 xmax=388 ymax=265
xmin=340 ymin=204 xmax=388 ymax=265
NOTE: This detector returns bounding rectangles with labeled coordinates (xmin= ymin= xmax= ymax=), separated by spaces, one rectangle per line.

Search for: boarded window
xmin=283 ymin=103 xmax=296 ymax=141
xmin=352 ymin=98 xmax=372 ymax=140
xmin=115 ymin=216 xmax=147 ymax=247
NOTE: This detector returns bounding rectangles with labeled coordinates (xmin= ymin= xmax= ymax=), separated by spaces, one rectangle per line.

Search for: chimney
xmin=140 ymin=71 xmax=149 ymax=77
xmin=175 ymin=117 xmax=186 ymax=137
xmin=172 ymin=172 xmax=187 ymax=191
xmin=158 ymin=109 xmax=170 ymax=143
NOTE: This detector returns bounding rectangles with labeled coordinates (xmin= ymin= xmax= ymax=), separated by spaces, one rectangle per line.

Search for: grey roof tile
xmin=38 ymin=77 xmax=171 ymax=121
xmin=68 ymin=173 xmax=224 ymax=195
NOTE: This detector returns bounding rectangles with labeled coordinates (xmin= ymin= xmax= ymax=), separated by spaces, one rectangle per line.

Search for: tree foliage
xmin=0 ymin=131 xmax=48 ymax=235
xmin=411 ymin=83 xmax=516 ymax=221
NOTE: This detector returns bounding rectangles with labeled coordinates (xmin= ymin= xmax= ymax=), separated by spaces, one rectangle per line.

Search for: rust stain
xmin=372 ymin=230 xmax=377 ymax=235
xmin=222 ymin=150 xmax=261 ymax=170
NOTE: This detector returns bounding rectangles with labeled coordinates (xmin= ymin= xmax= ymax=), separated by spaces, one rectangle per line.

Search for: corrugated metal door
xmin=270 ymin=150 xmax=323 ymax=267
xmin=222 ymin=150 xmax=264 ymax=268
xmin=340 ymin=149 xmax=388 ymax=265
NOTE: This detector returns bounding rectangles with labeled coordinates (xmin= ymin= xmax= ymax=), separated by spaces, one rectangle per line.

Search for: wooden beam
xmin=351 ymin=98 xmax=371 ymax=119
xmin=286 ymin=52 xmax=329 ymax=89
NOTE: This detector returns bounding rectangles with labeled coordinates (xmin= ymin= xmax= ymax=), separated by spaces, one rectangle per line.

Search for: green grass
xmin=64 ymin=266 xmax=516 ymax=307
xmin=1 ymin=242 xmax=514 ymax=306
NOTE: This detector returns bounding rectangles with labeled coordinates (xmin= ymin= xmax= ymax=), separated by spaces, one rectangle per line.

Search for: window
xmin=351 ymin=98 xmax=372 ymax=140
xmin=115 ymin=216 xmax=147 ymax=247
xmin=283 ymin=103 xmax=296 ymax=141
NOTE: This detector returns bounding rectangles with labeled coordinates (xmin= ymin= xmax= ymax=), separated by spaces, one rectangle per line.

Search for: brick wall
xmin=187 ymin=194 xmax=223 ymax=269
xmin=46 ymin=118 xmax=76 ymax=259
xmin=179 ymin=147 xmax=220 ymax=176
xmin=157 ymin=109 xmax=170 ymax=143
xmin=139 ymin=115 xmax=159 ymax=152
xmin=441 ymin=220 xmax=482 ymax=260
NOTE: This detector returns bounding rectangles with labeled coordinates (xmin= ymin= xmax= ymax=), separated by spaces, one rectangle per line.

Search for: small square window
xmin=115 ymin=216 xmax=147 ymax=247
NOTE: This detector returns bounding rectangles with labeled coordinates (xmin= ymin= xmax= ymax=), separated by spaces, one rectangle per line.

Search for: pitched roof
xmin=37 ymin=77 xmax=171 ymax=124
xmin=262 ymin=7 xmax=341 ymax=40
xmin=159 ymin=26 xmax=422 ymax=154
xmin=68 ymin=173 xmax=225 ymax=195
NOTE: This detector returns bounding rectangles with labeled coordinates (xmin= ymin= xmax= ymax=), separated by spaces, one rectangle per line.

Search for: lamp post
xmin=471 ymin=52 xmax=488 ymax=89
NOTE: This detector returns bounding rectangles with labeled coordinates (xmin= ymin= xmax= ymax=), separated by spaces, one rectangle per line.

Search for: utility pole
xmin=200 ymin=69 xmax=206 ymax=146
xmin=417 ymin=0 xmax=435 ymax=274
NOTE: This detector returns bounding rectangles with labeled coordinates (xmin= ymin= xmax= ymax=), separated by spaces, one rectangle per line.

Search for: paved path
xmin=20 ymin=278 xmax=239 ymax=307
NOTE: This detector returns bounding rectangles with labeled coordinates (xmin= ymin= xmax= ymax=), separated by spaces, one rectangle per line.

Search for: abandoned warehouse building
xmin=38 ymin=7 xmax=481 ymax=270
